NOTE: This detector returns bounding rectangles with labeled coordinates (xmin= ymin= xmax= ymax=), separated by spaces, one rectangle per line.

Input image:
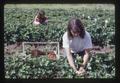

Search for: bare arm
xmin=33 ymin=16 xmax=40 ymax=25
xmin=82 ymin=49 xmax=90 ymax=67
xmin=34 ymin=16 xmax=39 ymax=21
xmin=76 ymin=49 xmax=91 ymax=75
xmin=45 ymin=18 xmax=48 ymax=23
xmin=65 ymin=48 xmax=77 ymax=72
xmin=79 ymin=49 xmax=91 ymax=70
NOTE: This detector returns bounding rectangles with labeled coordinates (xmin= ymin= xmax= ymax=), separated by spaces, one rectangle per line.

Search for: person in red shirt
xmin=33 ymin=10 xmax=48 ymax=26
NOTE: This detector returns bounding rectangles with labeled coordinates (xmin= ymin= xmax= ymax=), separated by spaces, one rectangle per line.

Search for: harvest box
xmin=22 ymin=42 xmax=60 ymax=59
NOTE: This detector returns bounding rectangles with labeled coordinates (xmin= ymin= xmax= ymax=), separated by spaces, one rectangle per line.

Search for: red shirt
xmin=38 ymin=17 xmax=48 ymax=24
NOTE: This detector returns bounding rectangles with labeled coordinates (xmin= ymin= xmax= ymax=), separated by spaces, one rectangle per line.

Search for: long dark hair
xmin=67 ymin=18 xmax=85 ymax=39
xmin=37 ymin=10 xmax=45 ymax=18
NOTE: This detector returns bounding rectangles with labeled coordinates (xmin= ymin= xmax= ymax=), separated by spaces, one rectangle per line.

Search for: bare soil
xmin=4 ymin=42 xmax=115 ymax=56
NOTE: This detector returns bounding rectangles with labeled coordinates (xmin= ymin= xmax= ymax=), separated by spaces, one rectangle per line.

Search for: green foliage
xmin=4 ymin=8 xmax=115 ymax=46
xmin=4 ymin=52 xmax=115 ymax=79
xmin=4 ymin=7 xmax=115 ymax=79
xmin=4 ymin=54 xmax=74 ymax=79
xmin=87 ymin=52 xmax=115 ymax=78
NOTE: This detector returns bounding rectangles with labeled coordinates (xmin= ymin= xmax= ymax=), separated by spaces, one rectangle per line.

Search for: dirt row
xmin=4 ymin=42 xmax=115 ymax=56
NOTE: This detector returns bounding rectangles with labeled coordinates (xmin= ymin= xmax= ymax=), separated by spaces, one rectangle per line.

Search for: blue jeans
xmin=71 ymin=50 xmax=85 ymax=59
xmin=71 ymin=50 xmax=85 ymax=70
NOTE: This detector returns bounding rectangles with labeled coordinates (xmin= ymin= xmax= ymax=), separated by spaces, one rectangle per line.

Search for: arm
xmin=42 ymin=17 xmax=48 ymax=25
xmin=62 ymin=32 xmax=77 ymax=72
xmin=77 ymin=32 xmax=92 ymax=75
xmin=81 ymin=32 xmax=92 ymax=67
xmin=81 ymin=49 xmax=91 ymax=68
xmin=76 ymin=49 xmax=91 ymax=75
xmin=45 ymin=17 xmax=48 ymax=23
xmin=65 ymin=48 xmax=77 ymax=72
xmin=33 ymin=16 xmax=40 ymax=25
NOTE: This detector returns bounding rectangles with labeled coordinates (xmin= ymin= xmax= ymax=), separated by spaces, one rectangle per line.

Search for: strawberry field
xmin=4 ymin=5 xmax=115 ymax=79
xmin=4 ymin=51 xmax=115 ymax=79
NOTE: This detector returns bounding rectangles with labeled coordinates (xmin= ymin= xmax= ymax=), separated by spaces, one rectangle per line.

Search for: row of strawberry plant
xmin=4 ymin=8 xmax=115 ymax=46
xmin=4 ymin=51 xmax=115 ymax=79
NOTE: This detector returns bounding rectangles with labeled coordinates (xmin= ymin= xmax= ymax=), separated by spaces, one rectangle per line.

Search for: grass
xmin=4 ymin=4 xmax=114 ymax=10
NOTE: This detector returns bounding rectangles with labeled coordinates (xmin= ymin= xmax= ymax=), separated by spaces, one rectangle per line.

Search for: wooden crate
xmin=22 ymin=42 xmax=60 ymax=59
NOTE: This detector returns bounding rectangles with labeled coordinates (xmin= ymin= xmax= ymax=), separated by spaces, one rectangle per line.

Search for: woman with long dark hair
xmin=62 ymin=18 xmax=92 ymax=75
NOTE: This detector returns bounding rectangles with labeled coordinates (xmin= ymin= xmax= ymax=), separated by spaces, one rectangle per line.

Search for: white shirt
xmin=62 ymin=31 xmax=92 ymax=53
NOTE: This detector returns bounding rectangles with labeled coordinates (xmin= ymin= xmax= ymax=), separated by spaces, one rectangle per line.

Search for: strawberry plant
xmin=4 ymin=7 xmax=115 ymax=79
xmin=4 ymin=8 xmax=115 ymax=46
xmin=4 ymin=50 xmax=115 ymax=79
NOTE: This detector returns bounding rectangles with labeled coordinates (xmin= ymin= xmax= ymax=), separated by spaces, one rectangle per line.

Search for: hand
xmin=75 ymin=70 xmax=80 ymax=74
xmin=76 ymin=67 xmax=86 ymax=76
xmin=33 ymin=21 xmax=40 ymax=25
